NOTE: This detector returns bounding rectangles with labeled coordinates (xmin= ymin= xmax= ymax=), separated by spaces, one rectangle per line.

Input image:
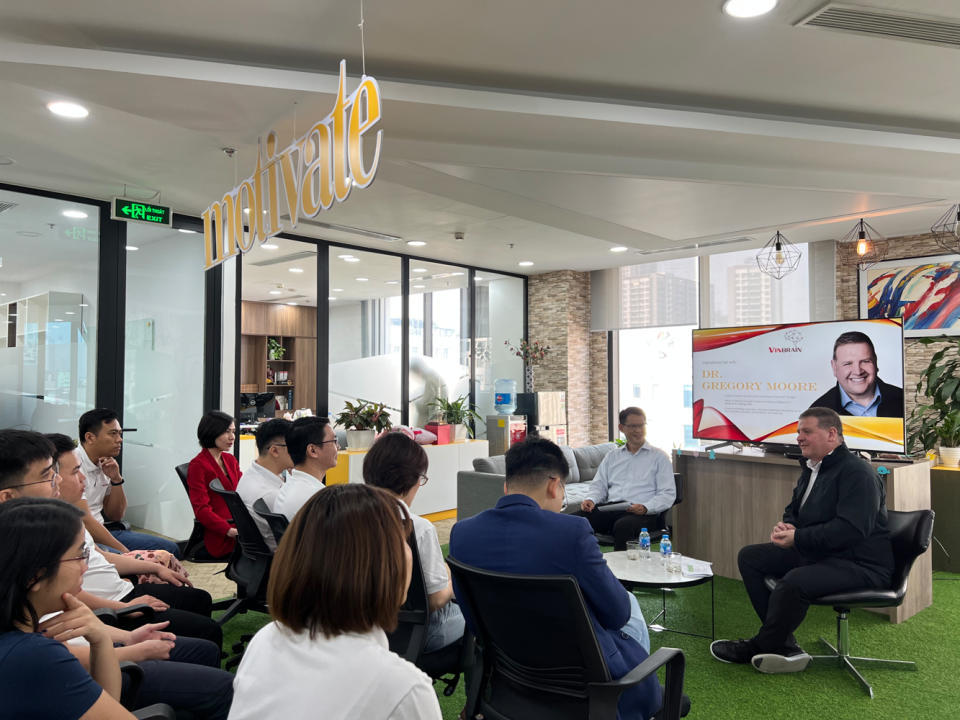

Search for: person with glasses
xmin=362 ymin=431 xmax=465 ymax=653
xmin=577 ymin=406 xmax=676 ymax=551
xmin=236 ymin=418 xmax=293 ymax=551
xmin=274 ymin=416 xmax=338 ymax=522
xmin=187 ymin=411 xmax=243 ymax=560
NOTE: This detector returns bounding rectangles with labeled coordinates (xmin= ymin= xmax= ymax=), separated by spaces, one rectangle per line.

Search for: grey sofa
xmin=456 ymin=442 xmax=618 ymax=521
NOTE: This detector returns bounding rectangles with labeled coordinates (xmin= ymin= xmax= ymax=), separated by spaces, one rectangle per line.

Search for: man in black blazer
xmin=710 ymin=407 xmax=894 ymax=674
xmin=809 ymin=331 xmax=904 ymax=417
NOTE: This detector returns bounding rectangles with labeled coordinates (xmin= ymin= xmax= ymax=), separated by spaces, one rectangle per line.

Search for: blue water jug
xmin=494 ymin=378 xmax=517 ymax=414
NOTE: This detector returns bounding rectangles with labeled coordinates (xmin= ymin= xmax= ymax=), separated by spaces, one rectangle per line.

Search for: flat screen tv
xmin=692 ymin=318 xmax=905 ymax=453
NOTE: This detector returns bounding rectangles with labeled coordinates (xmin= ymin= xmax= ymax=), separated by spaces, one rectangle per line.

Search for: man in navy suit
xmin=450 ymin=437 xmax=661 ymax=720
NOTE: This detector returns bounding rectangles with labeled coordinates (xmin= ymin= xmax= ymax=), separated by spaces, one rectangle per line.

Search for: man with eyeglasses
xmin=274 ymin=416 xmax=338 ymax=522
xmin=237 ymin=418 xmax=294 ymax=550
xmin=577 ymin=407 xmax=676 ymax=551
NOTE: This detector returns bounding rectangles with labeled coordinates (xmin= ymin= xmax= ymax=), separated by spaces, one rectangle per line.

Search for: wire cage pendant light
xmin=756 ymin=230 xmax=802 ymax=279
xmin=836 ymin=218 xmax=888 ymax=271
xmin=931 ymin=204 xmax=960 ymax=255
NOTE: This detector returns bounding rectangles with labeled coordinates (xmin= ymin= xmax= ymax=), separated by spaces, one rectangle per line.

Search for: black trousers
xmin=576 ymin=509 xmax=660 ymax=550
xmin=738 ymin=542 xmax=883 ymax=652
xmin=120 ymin=583 xmax=222 ymax=649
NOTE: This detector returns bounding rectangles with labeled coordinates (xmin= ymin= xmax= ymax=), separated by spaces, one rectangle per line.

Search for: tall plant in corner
xmin=908 ymin=337 xmax=960 ymax=465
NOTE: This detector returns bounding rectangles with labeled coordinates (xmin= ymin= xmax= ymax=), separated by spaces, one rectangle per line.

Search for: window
xmin=708 ymin=245 xmax=810 ymax=327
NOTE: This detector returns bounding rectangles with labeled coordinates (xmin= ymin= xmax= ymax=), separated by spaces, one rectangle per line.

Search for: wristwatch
xmin=110 ymin=478 xmax=125 ymax=486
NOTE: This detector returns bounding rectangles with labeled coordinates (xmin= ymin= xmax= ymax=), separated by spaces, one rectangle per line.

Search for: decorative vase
xmin=524 ymin=365 xmax=535 ymax=393
xmin=940 ymin=446 xmax=960 ymax=467
xmin=346 ymin=429 xmax=376 ymax=450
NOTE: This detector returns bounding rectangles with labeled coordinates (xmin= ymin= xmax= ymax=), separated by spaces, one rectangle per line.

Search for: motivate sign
xmin=111 ymin=198 xmax=172 ymax=226
xmin=202 ymin=60 xmax=383 ymax=270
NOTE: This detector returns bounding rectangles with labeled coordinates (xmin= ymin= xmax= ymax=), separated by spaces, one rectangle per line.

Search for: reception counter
xmin=238 ymin=435 xmax=488 ymax=520
xmin=673 ymin=448 xmax=932 ymax=624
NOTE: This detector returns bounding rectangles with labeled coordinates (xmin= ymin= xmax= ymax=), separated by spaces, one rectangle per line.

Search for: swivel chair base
xmin=809 ymin=610 xmax=916 ymax=698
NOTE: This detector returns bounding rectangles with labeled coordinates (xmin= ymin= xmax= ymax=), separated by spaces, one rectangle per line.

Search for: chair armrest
xmin=119 ymin=660 xmax=144 ymax=709
xmin=104 ymin=520 xmax=131 ymax=532
xmin=134 ymin=704 xmax=177 ymax=720
xmin=586 ymin=647 xmax=685 ymax=720
xmin=95 ymin=604 xmax=157 ymax=626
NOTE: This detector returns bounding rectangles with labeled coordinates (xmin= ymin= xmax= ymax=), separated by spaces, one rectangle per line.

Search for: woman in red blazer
xmin=187 ymin=411 xmax=242 ymax=560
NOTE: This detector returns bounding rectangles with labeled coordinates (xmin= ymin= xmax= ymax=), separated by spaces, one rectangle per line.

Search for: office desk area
xmin=673 ymin=448 xmax=932 ymax=624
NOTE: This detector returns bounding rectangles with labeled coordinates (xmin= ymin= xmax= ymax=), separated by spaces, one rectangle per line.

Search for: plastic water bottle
xmin=638 ymin=528 xmax=651 ymax=561
xmin=494 ymin=378 xmax=517 ymax=414
xmin=660 ymin=534 xmax=672 ymax=565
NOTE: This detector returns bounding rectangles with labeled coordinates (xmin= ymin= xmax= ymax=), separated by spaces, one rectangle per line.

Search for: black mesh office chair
xmin=386 ymin=534 xmax=470 ymax=697
xmin=253 ymin=498 xmax=289 ymax=546
xmin=596 ymin=472 xmax=683 ymax=547
xmin=447 ymin=557 xmax=687 ymax=720
xmin=174 ymin=462 xmax=216 ymax=562
xmin=764 ymin=508 xmax=934 ymax=698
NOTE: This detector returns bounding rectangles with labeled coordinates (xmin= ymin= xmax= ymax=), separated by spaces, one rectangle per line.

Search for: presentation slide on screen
xmin=692 ymin=319 xmax=905 ymax=452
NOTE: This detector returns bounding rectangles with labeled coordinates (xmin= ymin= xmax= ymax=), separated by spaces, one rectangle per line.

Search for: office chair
xmin=595 ymin=473 xmax=683 ymax=547
xmin=253 ymin=497 xmax=289 ymax=546
xmin=386 ymin=534 xmax=471 ymax=697
xmin=763 ymin=508 xmax=934 ymax=698
xmin=447 ymin=557 xmax=687 ymax=720
xmin=174 ymin=462 xmax=217 ymax=562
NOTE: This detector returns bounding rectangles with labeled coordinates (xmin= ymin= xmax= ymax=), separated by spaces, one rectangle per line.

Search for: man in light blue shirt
xmin=577 ymin=407 xmax=675 ymax=550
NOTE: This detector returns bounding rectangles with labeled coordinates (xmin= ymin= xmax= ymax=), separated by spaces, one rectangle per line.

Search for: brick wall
xmin=835 ymin=231 xmax=955 ymax=433
xmin=527 ymin=271 xmax=609 ymax=447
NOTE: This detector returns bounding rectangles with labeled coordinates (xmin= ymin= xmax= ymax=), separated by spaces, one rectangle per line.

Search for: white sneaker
xmin=751 ymin=651 xmax=811 ymax=674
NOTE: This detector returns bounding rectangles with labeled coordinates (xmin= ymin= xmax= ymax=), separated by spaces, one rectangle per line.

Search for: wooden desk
xmin=673 ymin=449 xmax=932 ymax=624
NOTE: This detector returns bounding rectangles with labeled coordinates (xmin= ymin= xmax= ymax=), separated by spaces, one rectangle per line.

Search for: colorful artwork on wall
xmin=859 ymin=254 xmax=960 ymax=337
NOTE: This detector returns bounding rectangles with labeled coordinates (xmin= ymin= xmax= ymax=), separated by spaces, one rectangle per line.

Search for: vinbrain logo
xmin=769 ymin=329 xmax=804 ymax=353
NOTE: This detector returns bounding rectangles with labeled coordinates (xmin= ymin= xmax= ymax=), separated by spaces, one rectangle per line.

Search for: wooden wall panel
xmin=294 ymin=339 xmax=318 ymax=412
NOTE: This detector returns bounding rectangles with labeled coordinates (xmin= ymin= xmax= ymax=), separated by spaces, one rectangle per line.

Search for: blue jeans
xmin=111 ymin=528 xmax=182 ymax=559
xmin=622 ymin=591 xmax=650 ymax=652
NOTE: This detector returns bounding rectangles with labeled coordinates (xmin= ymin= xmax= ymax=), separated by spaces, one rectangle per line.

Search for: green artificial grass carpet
xmin=214 ymin=561 xmax=960 ymax=720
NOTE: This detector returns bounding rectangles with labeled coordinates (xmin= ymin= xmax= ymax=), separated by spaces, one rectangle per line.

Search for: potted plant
xmin=427 ymin=395 xmax=483 ymax=442
xmin=907 ymin=337 xmax=960 ymax=466
xmin=335 ymin=400 xmax=393 ymax=450
xmin=267 ymin=337 xmax=286 ymax=360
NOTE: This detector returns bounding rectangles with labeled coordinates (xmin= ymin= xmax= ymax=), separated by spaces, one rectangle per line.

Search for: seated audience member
xmin=237 ymin=418 xmax=293 ymax=550
xmin=187 ymin=411 xmax=242 ymax=559
xmin=0 ymin=497 xmax=136 ymax=719
xmin=0 ymin=430 xmax=222 ymax=650
xmin=77 ymin=408 xmax=182 ymax=558
xmin=274 ymin=416 xmax=337 ymax=521
xmin=363 ymin=431 xmax=465 ymax=652
xmin=711 ymin=407 xmax=894 ymax=674
xmin=450 ymin=437 xmax=660 ymax=720
xmin=229 ymin=484 xmax=442 ymax=720
xmin=577 ymin=406 xmax=675 ymax=550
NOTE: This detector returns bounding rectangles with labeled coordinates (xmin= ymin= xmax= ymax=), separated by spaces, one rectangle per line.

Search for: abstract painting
xmin=859 ymin=254 xmax=960 ymax=337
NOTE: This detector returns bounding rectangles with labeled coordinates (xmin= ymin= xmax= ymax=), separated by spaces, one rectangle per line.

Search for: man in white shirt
xmin=578 ymin=406 xmax=676 ymax=550
xmin=237 ymin=418 xmax=293 ymax=551
xmin=274 ymin=416 xmax=338 ymax=522
xmin=77 ymin=408 xmax=181 ymax=558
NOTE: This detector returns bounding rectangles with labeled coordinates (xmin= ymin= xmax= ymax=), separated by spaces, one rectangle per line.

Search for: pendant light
xmin=756 ymin=230 xmax=802 ymax=279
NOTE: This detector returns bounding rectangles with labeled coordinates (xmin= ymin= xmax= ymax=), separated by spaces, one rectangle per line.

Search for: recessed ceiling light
xmin=79 ymin=303 xmax=88 ymax=307
xmin=406 ymin=240 xmax=426 ymax=247
xmin=62 ymin=209 xmax=88 ymax=220
xmin=65 ymin=311 xmax=75 ymax=315
xmin=287 ymin=302 xmax=298 ymax=306
xmin=243 ymin=208 xmax=250 ymax=214
xmin=413 ymin=284 xmax=426 ymax=289
xmin=337 ymin=254 xmax=355 ymax=259
xmin=54 ymin=318 xmax=64 ymax=322
xmin=355 ymin=277 xmax=369 ymax=282
xmin=451 ymin=271 xmax=465 ymax=276
xmin=289 ymin=267 xmax=304 ymax=273
xmin=343 ymin=257 xmax=360 ymax=263
xmin=177 ymin=228 xmax=197 ymax=234
xmin=261 ymin=243 xmax=279 ymax=250
xmin=475 ymin=277 xmax=486 ymax=282
xmin=332 ymin=288 xmax=343 ymax=292
xmin=328 ymin=296 xmax=337 ymax=301
xmin=412 ymin=268 xmax=427 ymax=273
xmin=126 ymin=245 xmax=139 ymax=251
xmin=0 ymin=293 xmax=6 ymax=297
xmin=385 ymin=280 xmax=399 ymax=285
xmin=722 ymin=0 xmax=777 ymax=18
xmin=269 ymin=290 xmax=283 ymax=295
xmin=518 ymin=261 xmax=534 ymax=267
xmin=610 ymin=246 xmax=628 ymax=253
xmin=47 ymin=101 xmax=89 ymax=119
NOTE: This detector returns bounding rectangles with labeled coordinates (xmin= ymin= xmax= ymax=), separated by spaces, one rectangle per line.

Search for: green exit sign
xmin=111 ymin=198 xmax=172 ymax=226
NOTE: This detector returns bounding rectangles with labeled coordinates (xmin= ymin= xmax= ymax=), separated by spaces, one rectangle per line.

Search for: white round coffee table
xmin=605 ymin=551 xmax=715 ymax=640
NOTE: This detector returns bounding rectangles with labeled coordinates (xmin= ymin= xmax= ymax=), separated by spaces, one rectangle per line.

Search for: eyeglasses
xmin=319 ymin=438 xmax=340 ymax=449
xmin=270 ymin=443 xmax=287 ymax=449
xmin=418 ymin=474 xmax=429 ymax=487
xmin=10 ymin=462 xmax=60 ymax=490
xmin=61 ymin=546 xmax=91 ymax=564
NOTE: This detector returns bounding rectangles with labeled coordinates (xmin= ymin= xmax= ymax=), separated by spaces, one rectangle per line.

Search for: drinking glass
xmin=626 ymin=540 xmax=640 ymax=561
xmin=666 ymin=552 xmax=682 ymax=575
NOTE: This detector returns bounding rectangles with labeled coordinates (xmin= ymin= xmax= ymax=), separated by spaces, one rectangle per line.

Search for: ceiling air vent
xmin=0 ymin=201 xmax=19 ymax=214
xmin=797 ymin=3 xmax=960 ymax=49
xmin=249 ymin=250 xmax=316 ymax=268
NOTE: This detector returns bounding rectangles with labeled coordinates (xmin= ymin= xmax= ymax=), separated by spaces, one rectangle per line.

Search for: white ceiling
xmin=1 ymin=0 xmax=960 ymax=276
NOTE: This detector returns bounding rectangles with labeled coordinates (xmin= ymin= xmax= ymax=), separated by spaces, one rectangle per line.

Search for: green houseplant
xmin=427 ymin=394 xmax=483 ymax=440
xmin=335 ymin=400 xmax=393 ymax=450
xmin=907 ymin=337 xmax=960 ymax=465
xmin=267 ymin=337 xmax=286 ymax=360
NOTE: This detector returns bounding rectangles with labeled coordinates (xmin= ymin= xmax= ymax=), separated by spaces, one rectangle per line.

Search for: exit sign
xmin=111 ymin=198 xmax=172 ymax=226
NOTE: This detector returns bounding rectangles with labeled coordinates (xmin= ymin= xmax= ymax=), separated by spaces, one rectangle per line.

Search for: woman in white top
xmin=363 ymin=431 xmax=466 ymax=652
xmin=229 ymin=484 xmax=442 ymax=720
